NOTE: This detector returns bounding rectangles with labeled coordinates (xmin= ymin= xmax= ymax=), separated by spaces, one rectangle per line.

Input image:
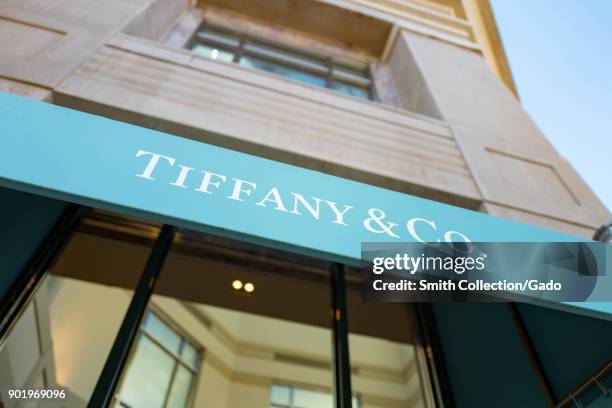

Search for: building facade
xmin=0 ymin=0 xmax=611 ymax=407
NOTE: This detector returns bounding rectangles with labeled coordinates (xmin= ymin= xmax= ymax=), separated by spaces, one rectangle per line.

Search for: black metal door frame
xmin=330 ymin=263 xmax=353 ymax=408
xmin=0 ymin=204 xmax=89 ymax=348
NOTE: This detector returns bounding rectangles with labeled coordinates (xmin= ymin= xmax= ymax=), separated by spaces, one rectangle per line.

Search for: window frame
xmin=112 ymin=309 xmax=203 ymax=408
xmin=188 ymin=23 xmax=376 ymax=101
xmin=269 ymin=383 xmax=360 ymax=408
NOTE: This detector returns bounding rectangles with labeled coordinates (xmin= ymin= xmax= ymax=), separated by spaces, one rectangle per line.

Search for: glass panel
xmin=166 ymin=364 xmax=194 ymax=408
xmin=180 ymin=341 xmax=199 ymax=369
xmin=292 ymin=387 xmax=333 ymax=407
xmin=191 ymin=43 xmax=235 ymax=63
xmin=144 ymin=311 xmax=182 ymax=354
xmin=269 ymin=384 xmax=291 ymax=405
xmin=0 ymin=209 xmax=153 ymax=404
xmin=347 ymin=281 xmax=427 ymax=408
xmin=240 ymin=55 xmax=327 ymax=88
xmin=119 ymin=335 xmax=176 ymax=408
xmin=243 ymin=41 xmax=328 ymax=74
xmin=154 ymin=232 xmax=334 ymax=408
xmin=331 ymin=81 xmax=370 ymax=100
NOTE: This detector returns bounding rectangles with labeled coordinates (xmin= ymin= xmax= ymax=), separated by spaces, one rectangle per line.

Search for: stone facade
xmin=0 ymin=0 xmax=608 ymax=238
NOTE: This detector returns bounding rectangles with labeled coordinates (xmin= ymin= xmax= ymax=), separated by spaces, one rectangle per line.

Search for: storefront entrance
xmin=0 ymin=207 xmax=435 ymax=408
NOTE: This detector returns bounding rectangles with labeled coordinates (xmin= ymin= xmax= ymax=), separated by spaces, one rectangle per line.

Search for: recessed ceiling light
xmin=232 ymin=279 xmax=243 ymax=290
xmin=244 ymin=282 xmax=255 ymax=293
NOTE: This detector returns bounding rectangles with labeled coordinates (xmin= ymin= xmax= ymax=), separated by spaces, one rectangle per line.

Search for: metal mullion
xmin=141 ymin=331 xmax=181 ymax=363
xmin=141 ymin=315 xmax=201 ymax=372
xmin=112 ymin=331 xmax=145 ymax=408
xmin=244 ymin=48 xmax=329 ymax=76
xmin=330 ymin=263 xmax=352 ymax=408
xmin=330 ymin=73 xmax=372 ymax=101
xmin=88 ymin=224 xmax=176 ymax=408
xmin=233 ymin=35 xmax=247 ymax=64
xmin=330 ymin=62 xmax=373 ymax=101
xmin=140 ymin=331 xmax=198 ymax=375
xmin=325 ymin=59 xmax=333 ymax=90
xmin=195 ymin=32 xmax=240 ymax=49
xmin=137 ymin=330 xmax=196 ymax=407
xmin=180 ymin=362 xmax=197 ymax=376
xmin=178 ymin=360 xmax=197 ymax=375
xmin=366 ymin=65 xmax=377 ymax=102
xmin=163 ymin=359 xmax=180 ymax=408
xmin=330 ymin=69 xmax=371 ymax=88
xmin=242 ymin=55 xmax=328 ymax=79
xmin=179 ymin=336 xmax=186 ymax=356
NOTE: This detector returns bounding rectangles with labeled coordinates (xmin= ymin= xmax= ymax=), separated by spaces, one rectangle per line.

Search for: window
xmin=114 ymin=310 xmax=201 ymax=408
xmin=269 ymin=384 xmax=360 ymax=408
xmin=190 ymin=25 xmax=373 ymax=100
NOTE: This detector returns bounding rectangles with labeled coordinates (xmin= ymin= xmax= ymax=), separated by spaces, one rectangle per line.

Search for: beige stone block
xmin=0 ymin=16 xmax=64 ymax=60
xmin=123 ymin=0 xmax=190 ymax=41
xmin=388 ymin=31 xmax=441 ymax=118
xmin=403 ymin=30 xmax=553 ymax=149
xmin=162 ymin=8 xmax=203 ymax=48
xmin=4 ymin=0 xmax=150 ymax=32
xmin=0 ymin=5 xmax=111 ymax=87
xmin=0 ymin=77 xmax=52 ymax=101
xmin=481 ymin=202 xmax=596 ymax=239
xmin=454 ymin=125 xmax=610 ymax=228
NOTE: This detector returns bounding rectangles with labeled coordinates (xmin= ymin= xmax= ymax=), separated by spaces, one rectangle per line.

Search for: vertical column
xmin=330 ymin=263 xmax=353 ymax=408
